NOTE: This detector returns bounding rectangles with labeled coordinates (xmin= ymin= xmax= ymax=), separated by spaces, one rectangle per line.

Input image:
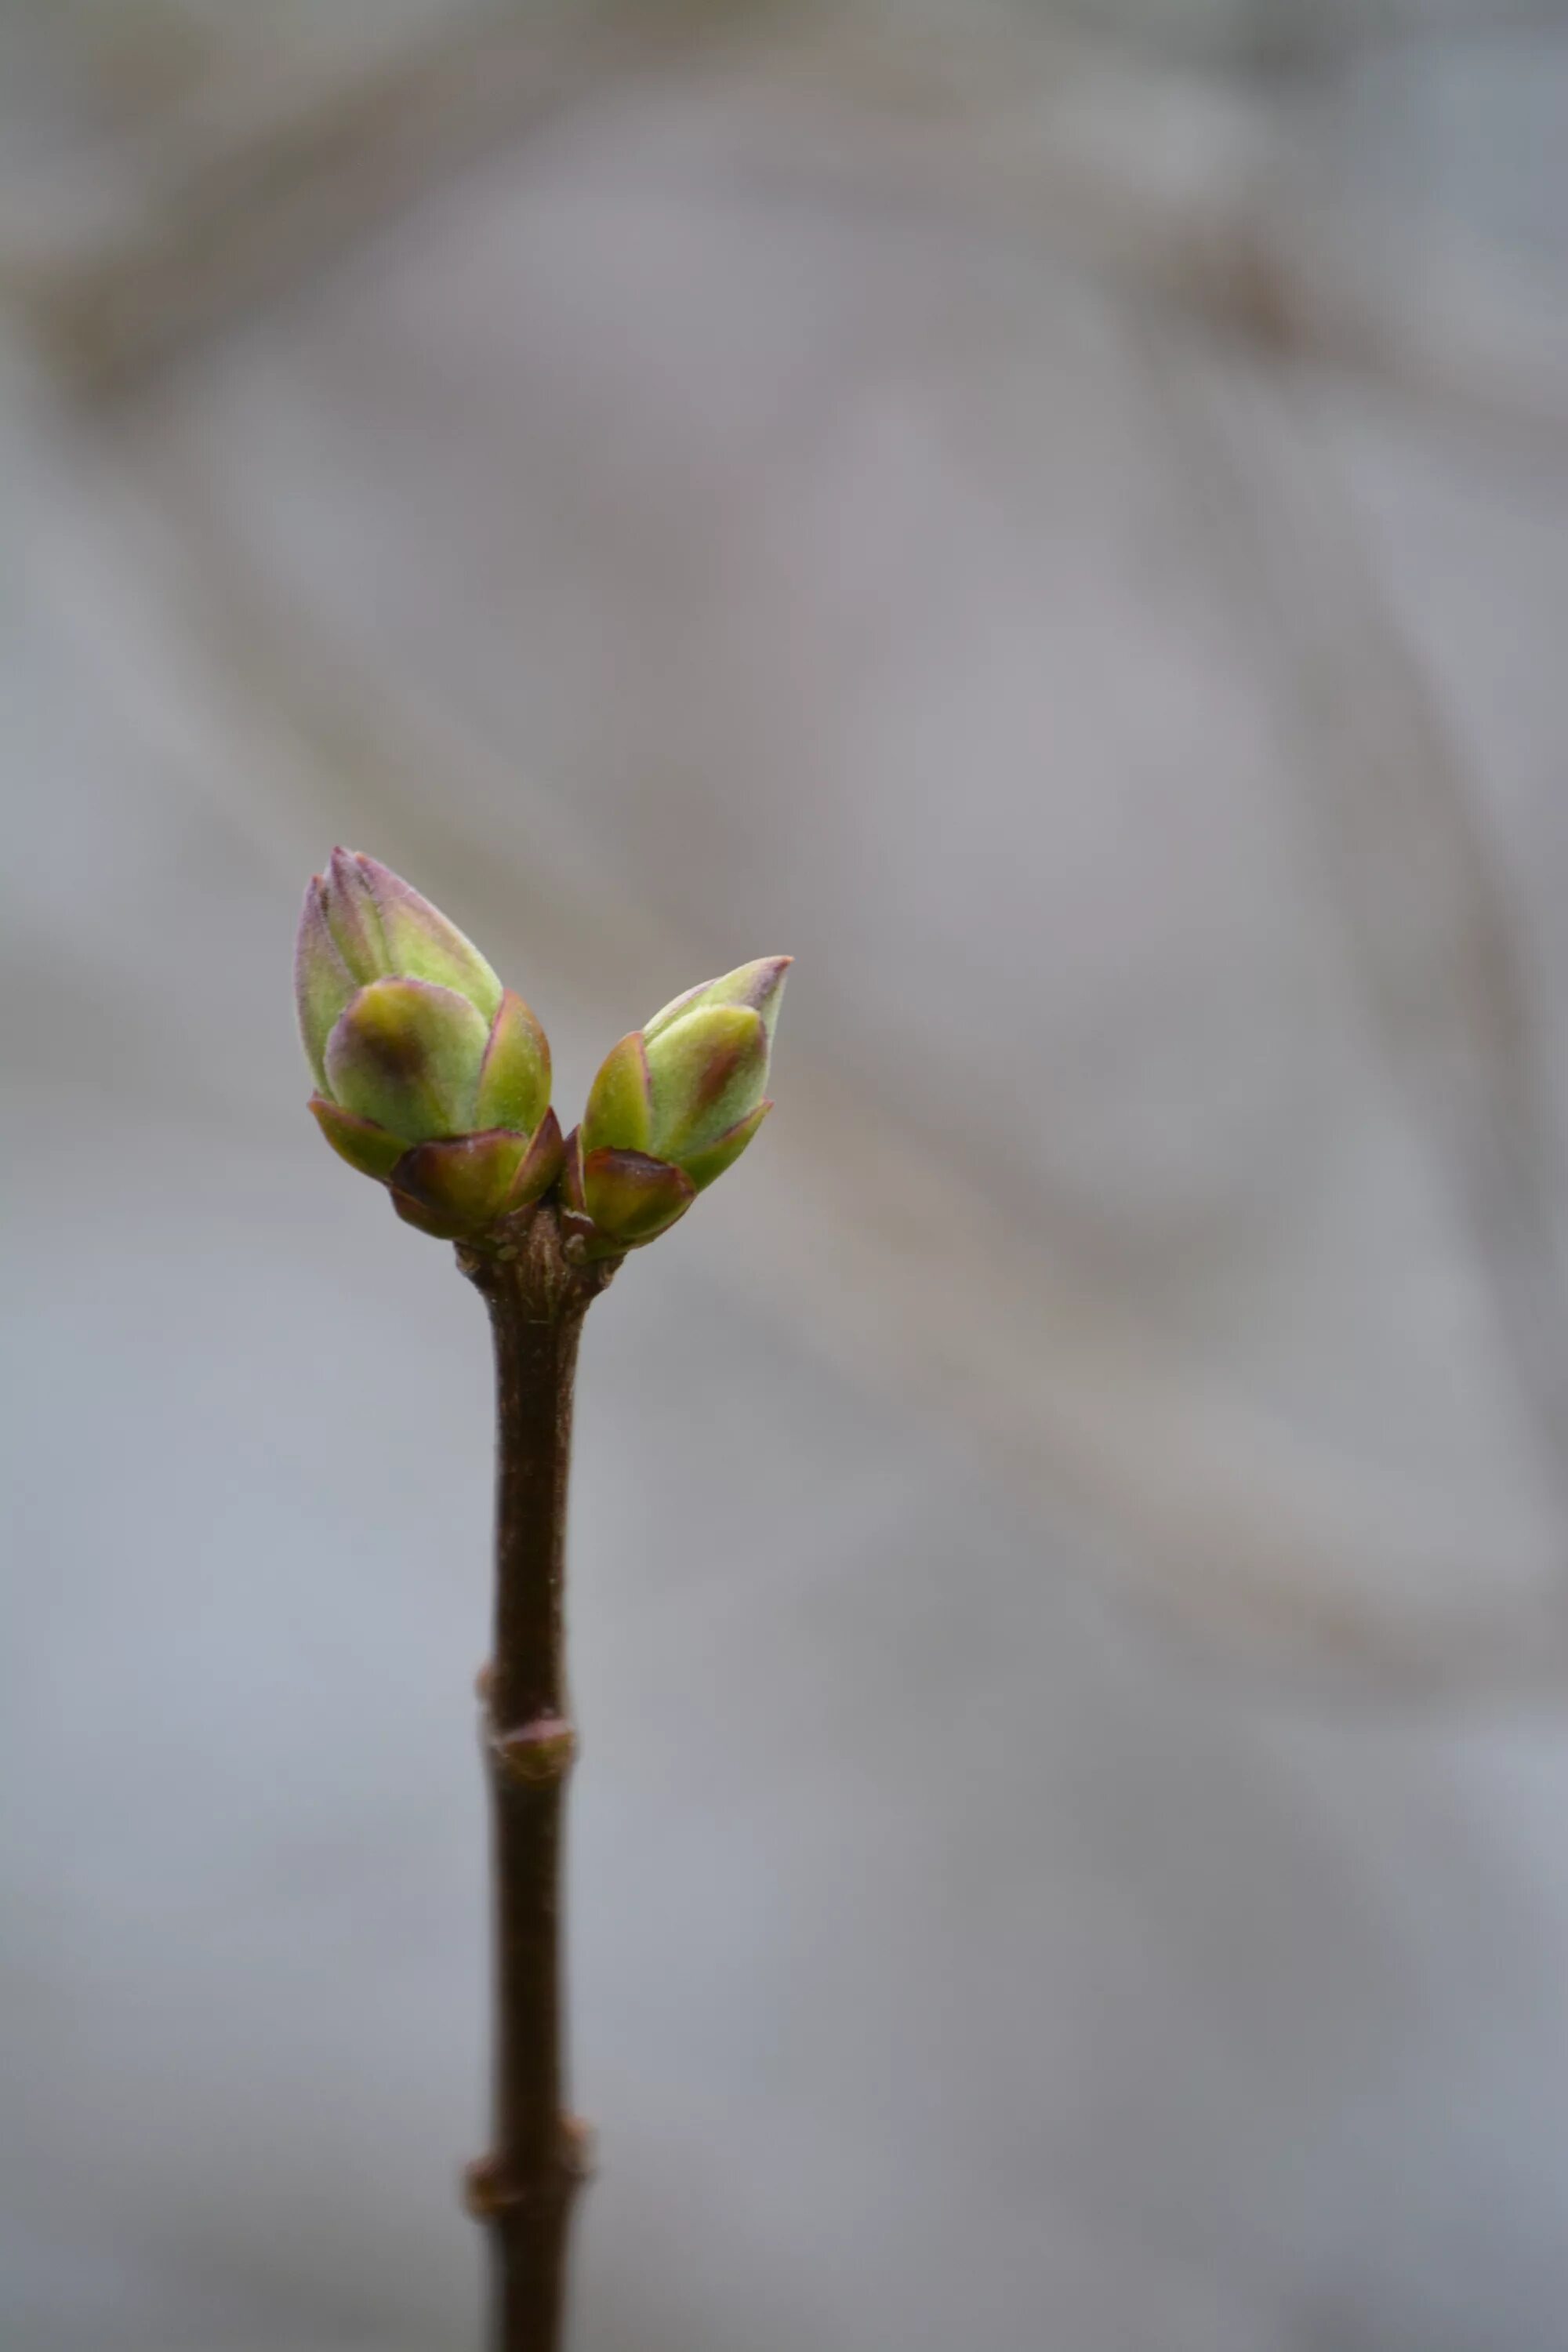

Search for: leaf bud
xmin=564 ymin=956 xmax=789 ymax=1255
xmin=296 ymin=851 xmax=560 ymax=1239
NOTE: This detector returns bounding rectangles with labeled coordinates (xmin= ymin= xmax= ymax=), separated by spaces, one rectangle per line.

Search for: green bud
xmin=645 ymin=1001 xmax=768 ymax=1160
xmin=307 ymin=1095 xmax=410 ymax=1182
xmin=325 ymin=978 xmax=491 ymax=1142
xmin=296 ymin=848 xmax=503 ymax=1087
xmin=296 ymin=851 xmax=556 ymax=1239
xmin=473 ymin=988 xmax=552 ymax=1137
xmin=564 ymin=1145 xmax=695 ymax=1254
xmin=390 ymin=1116 xmax=564 ymax=1241
xmin=568 ymin=956 xmax=789 ymax=1254
xmin=643 ymin=956 xmax=790 ymax=1049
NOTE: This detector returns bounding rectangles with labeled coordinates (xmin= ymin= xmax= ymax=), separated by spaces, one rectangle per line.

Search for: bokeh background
xmin=5 ymin=2 xmax=1568 ymax=2347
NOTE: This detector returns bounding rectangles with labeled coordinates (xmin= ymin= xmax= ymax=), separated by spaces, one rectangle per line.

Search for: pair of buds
xmin=296 ymin=851 xmax=788 ymax=1254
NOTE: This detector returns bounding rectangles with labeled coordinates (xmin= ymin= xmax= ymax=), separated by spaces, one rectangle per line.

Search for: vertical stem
xmin=460 ymin=1208 xmax=611 ymax=2352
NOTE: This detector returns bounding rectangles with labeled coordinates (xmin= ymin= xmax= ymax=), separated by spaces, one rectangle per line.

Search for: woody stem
xmin=459 ymin=1206 xmax=612 ymax=2352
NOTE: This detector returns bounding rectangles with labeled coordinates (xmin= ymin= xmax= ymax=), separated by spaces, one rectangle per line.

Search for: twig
xmin=460 ymin=1206 xmax=616 ymax=2351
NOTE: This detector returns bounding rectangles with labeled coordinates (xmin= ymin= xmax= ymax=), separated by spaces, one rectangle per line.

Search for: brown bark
xmin=459 ymin=1207 xmax=615 ymax=2352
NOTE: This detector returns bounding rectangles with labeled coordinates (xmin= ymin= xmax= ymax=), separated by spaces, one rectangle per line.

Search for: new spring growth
xmin=296 ymin=849 xmax=562 ymax=1240
xmin=295 ymin=849 xmax=789 ymax=1251
xmin=561 ymin=957 xmax=790 ymax=1258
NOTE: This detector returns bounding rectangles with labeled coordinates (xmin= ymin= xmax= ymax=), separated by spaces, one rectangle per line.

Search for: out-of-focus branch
xmin=5 ymin=7 xmax=1565 ymax=440
xmin=0 ymin=0 xmax=754 ymax=391
xmin=1148 ymin=328 xmax=1568 ymax=1566
xmin=710 ymin=16 xmax=1568 ymax=445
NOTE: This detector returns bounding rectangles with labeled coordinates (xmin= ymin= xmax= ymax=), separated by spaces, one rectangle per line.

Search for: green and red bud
xmin=562 ymin=956 xmax=789 ymax=1256
xmin=296 ymin=851 xmax=561 ymax=1239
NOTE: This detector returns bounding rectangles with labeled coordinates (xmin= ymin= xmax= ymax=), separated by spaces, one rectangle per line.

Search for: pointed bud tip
xmin=750 ymin=953 xmax=791 ymax=1011
xmin=745 ymin=953 xmax=792 ymax=996
xmin=643 ymin=955 xmax=793 ymax=1049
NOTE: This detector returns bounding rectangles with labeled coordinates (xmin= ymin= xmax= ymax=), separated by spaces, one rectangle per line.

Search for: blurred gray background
xmin=5 ymin=2 xmax=1568 ymax=2347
